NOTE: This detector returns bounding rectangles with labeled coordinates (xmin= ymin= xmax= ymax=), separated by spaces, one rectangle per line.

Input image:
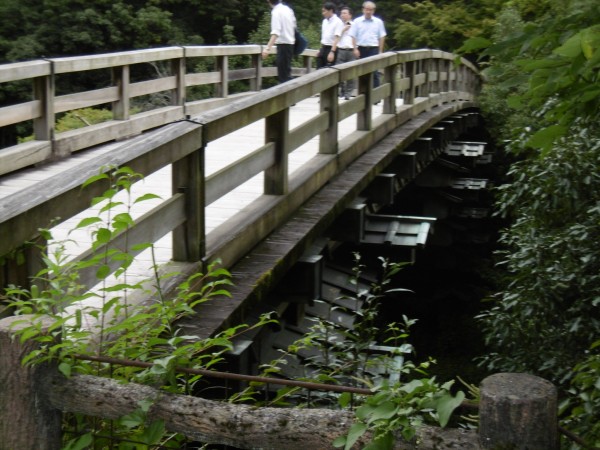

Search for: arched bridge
xmin=0 ymin=45 xmax=482 ymax=342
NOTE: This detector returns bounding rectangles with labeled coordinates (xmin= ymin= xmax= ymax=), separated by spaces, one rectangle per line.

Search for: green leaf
xmin=554 ymin=33 xmax=583 ymax=58
xmin=96 ymin=264 xmax=111 ymax=280
xmin=399 ymin=379 xmax=424 ymax=393
xmin=339 ymin=391 xmax=352 ymax=408
xmin=74 ymin=217 xmax=102 ymax=229
xmin=367 ymin=401 xmax=399 ymax=423
xmin=344 ymin=422 xmax=367 ymax=450
xmin=333 ymin=435 xmax=347 ymax=448
xmin=457 ymin=36 xmax=491 ymax=54
xmin=95 ymin=227 xmax=112 ymax=244
xmin=142 ymin=419 xmax=165 ymax=444
xmin=119 ymin=410 xmax=145 ymax=429
xmin=363 ymin=432 xmax=394 ymax=450
xmin=58 ymin=361 xmax=72 ymax=378
xmin=520 ymin=58 xmax=567 ymax=71
xmin=131 ymin=242 xmax=154 ymax=252
xmin=435 ymin=391 xmax=465 ymax=427
xmin=526 ymin=124 xmax=567 ymax=150
xmin=81 ymin=173 xmax=108 ymax=188
xmin=63 ymin=433 xmax=93 ymax=450
xmin=112 ymin=212 xmax=134 ymax=228
xmin=134 ymin=193 xmax=162 ymax=203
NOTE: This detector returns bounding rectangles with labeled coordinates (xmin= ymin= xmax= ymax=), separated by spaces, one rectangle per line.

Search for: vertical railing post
xmin=479 ymin=373 xmax=558 ymax=449
xmin=264 ymin=109 xmax=290 ymax=195
xmin=216 ymin=55 xmax=229 ymax=98
xmin=319 ymin=85 xmax=338 ymax=155
xmin=112 ymin=65 xmax=130 ymax=120
xmin=33 ymin=72 xmax=54 ymax=142
xmin=448 ymin=59 xmax=455 ymax=93
xmin=0 ymin=315 xmax=62 ymax=449
xmin=383 ymin=60 xmax=398 ymax=114
xmin=357 ymin=72 xmax=373 ymax=131
xmin=303 ymin=55 xmax=313 ymax=74
xmin=421 ymin=58 xmax=430 ymax=100
xmin=459 ymin=64 xmax=467 ymax=97
xmin=171 ymin=56 xmax=186 ymax=108
xmin=172 ymin=146 xmax=206 ymax=262
xmin=443 ymin=58 xmax=451 ymax=93
xmin=434 ymin=57 xmax=442 ymax=96
xmin=404 ymin=60 xmax=416 ymax=105
xmin=250 ymin=53 xmax=262 ymax=92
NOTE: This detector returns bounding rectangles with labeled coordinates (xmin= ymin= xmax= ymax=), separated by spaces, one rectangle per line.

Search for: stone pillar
xmin=479 ymin=372 xmax=558 ymax=449
xmin=0 ymin=315 xmax=62 ymax=449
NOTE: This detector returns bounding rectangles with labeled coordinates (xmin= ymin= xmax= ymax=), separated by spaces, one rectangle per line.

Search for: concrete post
xmin=479 ymin=372 xmax=558 ymax=449
xmin=0 ymin=315 xmax=62 ymax=449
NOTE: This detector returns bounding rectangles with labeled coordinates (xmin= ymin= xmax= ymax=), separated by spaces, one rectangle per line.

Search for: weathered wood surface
xmin=479 ymin=373 xmax=558 ymax=449
xmin=44 ymin=372 xmax=480 ymax=450
xmin=0 ymin=316 xmax=62 ymax=449
xmin=1 ymin=47 xmax=480 ymax=337
xmin=182 ymin=100 xmax=479 ymax=339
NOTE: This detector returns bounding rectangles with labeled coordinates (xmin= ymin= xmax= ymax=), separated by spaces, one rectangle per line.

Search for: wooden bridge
xmin=0 ymin=45 xmax=481 ymax=343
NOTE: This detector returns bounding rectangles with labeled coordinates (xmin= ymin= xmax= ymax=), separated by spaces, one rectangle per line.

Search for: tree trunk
xmin=44 ymin=373 xmax=480 ymax=449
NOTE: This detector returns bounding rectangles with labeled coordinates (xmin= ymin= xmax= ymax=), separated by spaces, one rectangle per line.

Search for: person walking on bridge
xmin=317 ymin=2 xmax=344 ymax=69
xmin=349 ymin=1 xmax=386 ymax=88
xmin=331 ymin=6 xmax=357 ymax=99
xmin=262 ymin=0 xmax=297 ymax=84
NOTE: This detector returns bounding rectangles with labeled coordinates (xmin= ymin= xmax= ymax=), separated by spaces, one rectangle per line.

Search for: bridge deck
xmin=1 ymin=96 xmax=388 ymax=301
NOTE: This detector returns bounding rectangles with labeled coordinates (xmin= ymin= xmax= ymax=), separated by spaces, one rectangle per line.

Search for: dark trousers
xmin=358 ymin=46 xmax=381 ymax=87
xmin=336 ymin=49 xmax=356 ymax=97
xmin=276 ymin=44 xmax=294 ymax=83
xmin=316 ymin=45 xmax=334 ymax=69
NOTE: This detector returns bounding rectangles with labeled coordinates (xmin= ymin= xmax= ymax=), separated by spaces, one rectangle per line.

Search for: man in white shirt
xmin=262 ymin=0 xmax=297 ymax=83
xmin=317 ymin=2 xmax=344 ymax=69
xmin=349 ymin=1 xmax=387 ymax=87
xmin=331 ymin=6 xmax=357 ymax=99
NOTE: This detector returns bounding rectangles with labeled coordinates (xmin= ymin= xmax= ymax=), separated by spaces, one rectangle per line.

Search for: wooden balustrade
xmin=0 ymin=45 xmax=318 ymax=175
xmin=0 ymin=46 xmax=480 ymax=305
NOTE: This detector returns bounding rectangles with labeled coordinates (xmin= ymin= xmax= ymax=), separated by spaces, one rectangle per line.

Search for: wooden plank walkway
xmin=37 ymin=95 xmax=389 ymax=297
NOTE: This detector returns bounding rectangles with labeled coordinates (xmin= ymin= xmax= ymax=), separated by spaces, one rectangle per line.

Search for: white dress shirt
xmin=321 ymin=14 xmax=344 ymax=46
xmin=271 ymin=3 xmax=296 ymax=45
xmin=349 ymin=15 xmax=387 ymax=47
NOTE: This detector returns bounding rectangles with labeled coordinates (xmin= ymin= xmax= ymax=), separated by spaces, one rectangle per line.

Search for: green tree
xmin=392 ymin=0 xmax=500 ymax=52
xmin=465 ymin=0 xmax=600 ymax=443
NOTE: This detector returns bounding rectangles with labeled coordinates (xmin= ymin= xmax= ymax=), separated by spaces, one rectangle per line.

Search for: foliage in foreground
xmin=461 ymin=0 xmax=600 ymax=445
xmin=234 ymin=255 xmax=465 ymax=450
xmin=4 ymin=166 xmax=465 ymax=449
xmin=5 ymin=166 xmax=250 ymax=448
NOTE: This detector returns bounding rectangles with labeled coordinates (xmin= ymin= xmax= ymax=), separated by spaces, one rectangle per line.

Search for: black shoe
xmin=344 ymin=96 xmax=350 ymax=100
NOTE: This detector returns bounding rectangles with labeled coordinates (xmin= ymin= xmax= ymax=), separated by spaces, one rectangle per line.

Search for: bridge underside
xmin=179 ymin=103 xmax=483 ymax=342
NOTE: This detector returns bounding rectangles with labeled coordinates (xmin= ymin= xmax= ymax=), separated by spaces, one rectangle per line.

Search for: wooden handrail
xmin=0 ymin=46 xmax=481 ymax=297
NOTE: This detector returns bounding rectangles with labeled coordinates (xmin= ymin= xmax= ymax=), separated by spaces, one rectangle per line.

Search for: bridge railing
xmin=0 ymin=45 xmax=317 ymax=176
xmin=0 ymin=46 xmax=480 ymax=304
xmin=0 ymin=315 xmax=561 ymax=449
